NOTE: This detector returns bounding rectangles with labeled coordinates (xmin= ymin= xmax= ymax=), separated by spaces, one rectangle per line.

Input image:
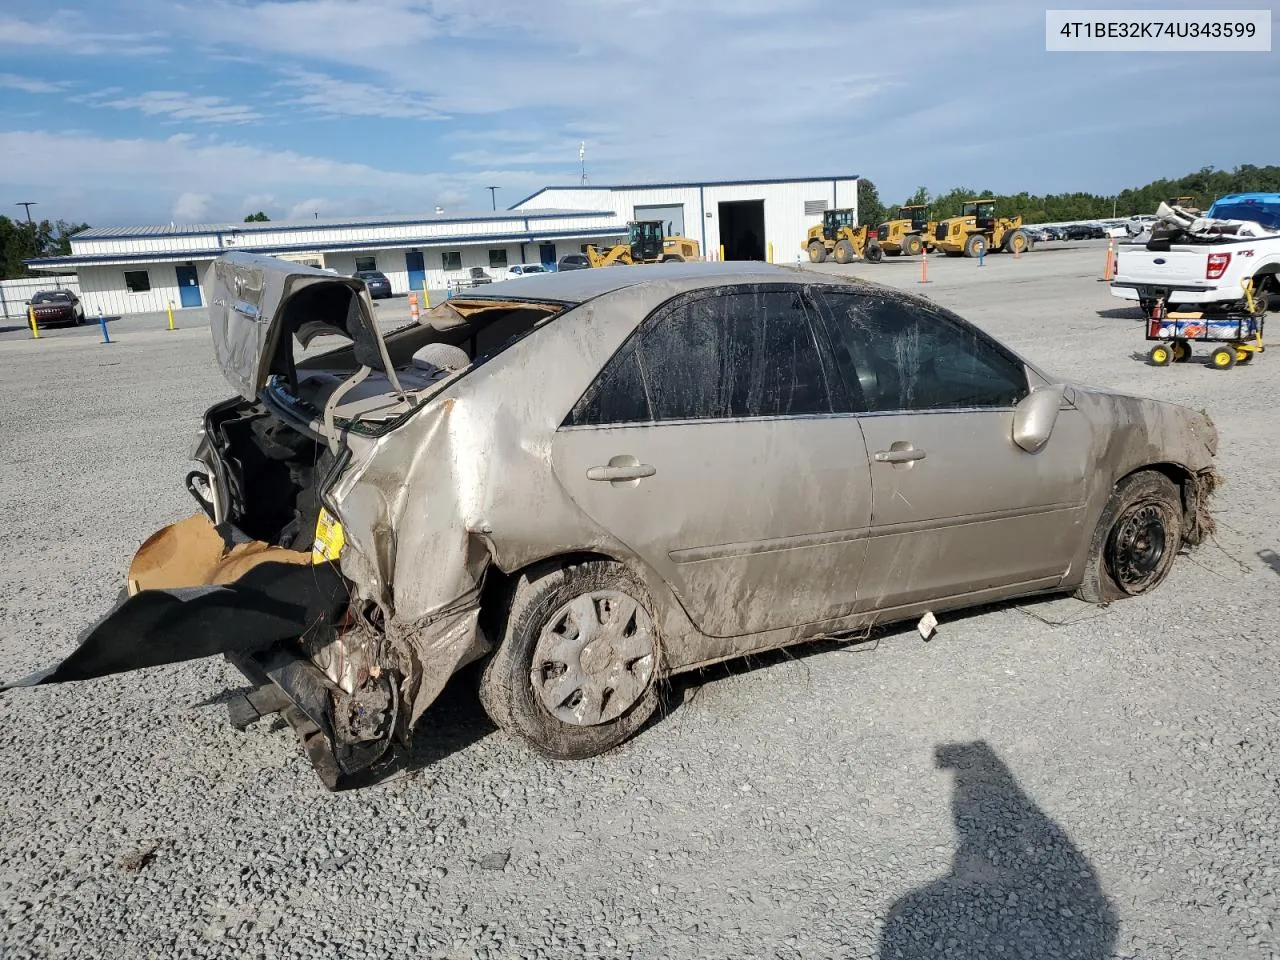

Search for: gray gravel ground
xmin=1 ymin=241 xmax=1277 ymax=960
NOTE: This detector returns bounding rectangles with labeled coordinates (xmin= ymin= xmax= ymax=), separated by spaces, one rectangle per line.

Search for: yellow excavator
xmin=585 ymin=220 xmax=701 ymax=267
xmin=932 ymin=199 xmax=1032 ymax=258
xmin=877 ymin=205 xmax=935 ymax=257
xmin=804 ymin=208 xmax=883 ymax=264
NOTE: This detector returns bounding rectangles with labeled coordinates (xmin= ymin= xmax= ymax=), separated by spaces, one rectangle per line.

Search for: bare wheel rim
xmin=530 ymin=590 xmax=656 ymax=726
xmin=1106 ymin=499 xmax=1172 ymax=594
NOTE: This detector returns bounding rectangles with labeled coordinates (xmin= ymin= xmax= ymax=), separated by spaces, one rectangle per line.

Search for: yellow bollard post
xmin=422 ymin=287 xmax=430 ymax=309
xmin=28 ymin=303 xmax=39 ymax=339
xmin=719 ymin=244 xmax=725 ymax=262
xmin=768 ymin=241 xmax=774 ymax=264
xmin=167 ymin=300 xmax=175 ymax=331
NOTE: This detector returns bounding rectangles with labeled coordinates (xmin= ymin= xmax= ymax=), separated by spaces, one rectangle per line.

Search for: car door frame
xmin=549 ymin=280 xmax=877 ymax=656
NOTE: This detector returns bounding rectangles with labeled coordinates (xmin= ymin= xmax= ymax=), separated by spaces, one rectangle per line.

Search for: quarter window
xmin=568 ymin=288 xmax=834 ymax=425
xmin=124 ymin=270 xmax=151 ymax=293
xmin=818 ymin=292 xmax=1028 ymax=412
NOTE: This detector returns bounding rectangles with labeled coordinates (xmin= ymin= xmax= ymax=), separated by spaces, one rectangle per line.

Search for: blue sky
xmin=0 ymin=0 xmax=1275 ymax=226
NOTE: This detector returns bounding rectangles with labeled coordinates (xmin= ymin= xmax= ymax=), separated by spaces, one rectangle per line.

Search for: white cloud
xmin=276 ymin=70 xmax=448 ymax=121
xmin=0 ymin=73 xmax=67 ymax=94
xmin=172 ymin=192 xmax=212 ymax=222
xmin=0 ymin=13 xmax=166 ymax=56
xmin=99 ymin=91 xmax=262 ymax=125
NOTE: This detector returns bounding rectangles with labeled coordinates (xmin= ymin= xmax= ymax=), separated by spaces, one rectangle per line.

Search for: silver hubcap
xmin=530 ymin=591 xmax=656 ymax=726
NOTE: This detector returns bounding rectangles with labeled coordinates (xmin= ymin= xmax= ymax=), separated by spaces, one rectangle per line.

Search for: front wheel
xmin=833 ymin=239 xmax=856 ymax=264
xmin=1077 ymin=471 xmax=1183 ymax=603
xmin=479 ymin=561 xmax=661 ymax=760
xmin=964 ymin=234 xmax=987 ymax=258
xmin=808 ymin=242 xmax=827 ymax=264
xmin=904 ymin=235 xmax=923 ymax=257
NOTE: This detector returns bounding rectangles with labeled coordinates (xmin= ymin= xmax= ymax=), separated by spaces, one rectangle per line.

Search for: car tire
xmin=864 ymin=241 xmax=884 ymax=263
xmin=479 ymin=560 xmax=662 ymax=760
xmin=1077 ymin=471 xmax=1183 ymax=604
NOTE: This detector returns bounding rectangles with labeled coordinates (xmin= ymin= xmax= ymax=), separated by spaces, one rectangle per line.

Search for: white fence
xmin=0 ymin=276 xmax=81 ymax=320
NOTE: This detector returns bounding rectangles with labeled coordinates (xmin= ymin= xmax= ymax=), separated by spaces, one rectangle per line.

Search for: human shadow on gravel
xmin=878 ymin=741 xmax=1118 ymax=960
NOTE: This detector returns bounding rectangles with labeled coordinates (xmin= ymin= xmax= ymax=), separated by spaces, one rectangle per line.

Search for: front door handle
xmin=587 ymin=462 xmax=656 ymax=483
xmin=873 ymin=448 xmax=927 ymax=464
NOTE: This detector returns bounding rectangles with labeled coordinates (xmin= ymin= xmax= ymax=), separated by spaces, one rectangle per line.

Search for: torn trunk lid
xmin=207 ymin=251 xmax=396 ymax=401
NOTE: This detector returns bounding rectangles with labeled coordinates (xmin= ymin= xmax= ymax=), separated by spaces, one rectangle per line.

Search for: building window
xmin=804 ymin=199 xmax=828 ymax=215
xmin=442 ymin=251 xmax=462 ymax=271
xmin=355 ymin=256 xmax=377 ymax=272
xmin=488 ymin=248 xmax=508 ymax=268
xmin=124 ymin=270 xmax=151 ymax=293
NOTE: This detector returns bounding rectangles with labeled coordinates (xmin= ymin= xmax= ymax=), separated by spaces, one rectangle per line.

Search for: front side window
xmin=489 ymin=249 xmax=508 ymax=268
xmin=124 ymin=270 xmax=151 ymax=293
xmin=568 ymin=287 xmax=834 ymax=426
xmin=817 ymin=292 xmax=1028 ymax=413
xmin=441 ymin=251 xmax=462 ymax=271
xmin=355 ymin=256 xmax=377 ymax=272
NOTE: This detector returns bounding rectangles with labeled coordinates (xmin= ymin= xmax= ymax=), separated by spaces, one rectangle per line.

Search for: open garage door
xmin=634 ymin=204 xmax=685 ymax=239
xmin=718 ymin=200 xmax=765 ymax=261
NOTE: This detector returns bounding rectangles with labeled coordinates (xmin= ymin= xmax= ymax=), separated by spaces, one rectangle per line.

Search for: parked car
xmin=1064 ymin=223 xmax=1106 ymax=241
xmin=557 ymin=254 xmax=592 ymax=271
xmin=4 ymin=254 xmax=1220 ymax=788
xmin=27 ymin=289 xmax=84 ymax=327
xmin=500 ymin=263 xmax=549 ymax=280
xmin=353 ymin=269 xmax=392 ymax=298
xmin=468 ymin=267 xmax=493 ymax=285
xmin=1038 ymin=226 xmax=1066 ymax=241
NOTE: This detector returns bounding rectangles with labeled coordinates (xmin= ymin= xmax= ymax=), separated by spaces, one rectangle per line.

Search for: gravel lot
xmin=1 ymin=242 xmax=1277 ymax=960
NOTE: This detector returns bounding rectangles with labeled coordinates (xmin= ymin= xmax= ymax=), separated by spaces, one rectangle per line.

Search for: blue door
xmin=405 ymin=251 xmax=426 ymax=291
xmin=176 ymin=265 xmax=202 ymax=307
xmin=539 ymin=243 xmax=556 ymax=267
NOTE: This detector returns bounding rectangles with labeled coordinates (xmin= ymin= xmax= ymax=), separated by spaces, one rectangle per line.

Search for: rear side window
xmin=817 ymin=292 xmax=1028 ymax=412
xmin=568 ymin=287 xmax=834 ymax=425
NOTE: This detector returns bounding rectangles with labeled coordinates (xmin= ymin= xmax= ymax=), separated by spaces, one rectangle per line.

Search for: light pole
xmin=15 ymin=201 xmax=37 ymax=225
xmin=486 ymin=186 xmax=499 ymax=210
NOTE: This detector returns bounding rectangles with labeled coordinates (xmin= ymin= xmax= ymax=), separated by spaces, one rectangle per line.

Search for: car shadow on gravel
xmin=1096 ymin=307 xmax=1146 ymax=320
xmin=878 ymin=741 xmax=1118 ymax=960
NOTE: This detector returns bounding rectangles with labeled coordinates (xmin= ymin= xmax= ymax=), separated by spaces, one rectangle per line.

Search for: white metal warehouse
xmin=27 ymin=174 xmax=858 ymax=317
xmin=512 ymin=175 xmax=859 ymax=265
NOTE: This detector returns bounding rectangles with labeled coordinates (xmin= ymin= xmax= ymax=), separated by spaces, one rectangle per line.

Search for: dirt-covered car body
xmin=2 ymin=253 xmax=1219 ymax=787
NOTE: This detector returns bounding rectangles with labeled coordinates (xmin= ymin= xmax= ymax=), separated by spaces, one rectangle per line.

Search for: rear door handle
xmin=587 ymin=463 xmax=656 ymax=482
xmin=874 ymin=448 xmax=926 ymax=463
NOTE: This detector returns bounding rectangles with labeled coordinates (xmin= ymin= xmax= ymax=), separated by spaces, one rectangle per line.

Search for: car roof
xmin=479 ymin=260 xmax=849 ymax=304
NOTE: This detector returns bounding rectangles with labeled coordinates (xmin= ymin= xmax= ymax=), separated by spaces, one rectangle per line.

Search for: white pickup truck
xmin=1111 ymin=194 xmax=1280 ymax=316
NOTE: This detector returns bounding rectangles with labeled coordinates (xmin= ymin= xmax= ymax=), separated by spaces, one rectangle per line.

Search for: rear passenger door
xmin=551 ymin=284 xmax=874 ymax=646
xmin=813 ymin=289 xmax=1091 ymax=613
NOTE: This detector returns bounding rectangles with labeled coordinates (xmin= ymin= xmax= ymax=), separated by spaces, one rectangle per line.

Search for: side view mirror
xmin=1012 ymin=384 xmax=1066 ymax=453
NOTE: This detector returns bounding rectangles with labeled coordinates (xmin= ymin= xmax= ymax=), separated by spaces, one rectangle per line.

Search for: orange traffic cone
xmin=1102 ymin=239 xmax=1115 ymax=281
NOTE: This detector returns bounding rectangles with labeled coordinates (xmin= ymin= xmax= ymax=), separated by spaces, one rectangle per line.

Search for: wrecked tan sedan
xmin=3 ymin=253 xmax=1219 ymax=787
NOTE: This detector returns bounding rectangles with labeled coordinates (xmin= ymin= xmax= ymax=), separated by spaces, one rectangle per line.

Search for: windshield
xmin=32 ymin=291 xmax=70 ymax=303
xmin=1207 ymin=200 xmax=1280 ymax=230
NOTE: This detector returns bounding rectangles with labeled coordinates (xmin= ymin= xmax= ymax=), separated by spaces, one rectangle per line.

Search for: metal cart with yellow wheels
xmin=1145 ymin=311 xmax=1264 ymax=370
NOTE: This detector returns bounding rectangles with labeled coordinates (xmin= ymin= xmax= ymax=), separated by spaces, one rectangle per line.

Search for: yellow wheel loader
xmin=584 ymin=220 xmax=701 ymax=267
xmin=803 ymin=208 xmax=884 ymax=265
xmin=932 ymin=199 xmax=1033 ymax=258
xmin=876 ymin=205 xmax=935 ymax=257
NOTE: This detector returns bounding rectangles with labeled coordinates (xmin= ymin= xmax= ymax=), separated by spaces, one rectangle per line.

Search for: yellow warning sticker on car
xmin=312 ymin=508 xmax=345 ymax=564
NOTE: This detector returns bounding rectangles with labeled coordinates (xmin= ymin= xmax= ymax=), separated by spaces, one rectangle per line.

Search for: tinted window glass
xmin=819 ymin=292 xmax=1027 ymax=412
xmin=568 ymin=287 xmax=833 ymax=426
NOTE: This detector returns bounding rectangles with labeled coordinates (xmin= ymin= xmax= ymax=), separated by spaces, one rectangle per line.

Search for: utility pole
xmin=486 ymin=186 xmax=499 ymax=210
xmin=579 ymin=142 xmax=587 ymax=185
xmin=1112 ymin=195 xmax=1117 ymax=218
xmin=15 ymin=201 xmax=37 ymax=225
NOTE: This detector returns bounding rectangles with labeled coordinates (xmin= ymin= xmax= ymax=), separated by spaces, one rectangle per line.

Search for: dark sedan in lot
xmin=354 ymin=270 xmax=393 ymax=299
xmin=28 ymin=290 xmax=84 ymax=327
xmin=1063 ymin=223 xmax=1105 ymax=241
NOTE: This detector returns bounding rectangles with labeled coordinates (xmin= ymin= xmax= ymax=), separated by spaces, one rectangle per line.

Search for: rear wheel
xmin=1005 ymin=230 xmax=1029 ymax=255
xmin=834 ymin=239 xmax=856 ymax=264
xmin=1210 ymin=346 xmax=1236 ymax=370
xmin=1148 ymin=343 xmax=1172 ymax=366
xmin=1235 ymin=346 xmax=1252 ymax=364
xmin=479 ymin=561 xmax=661 ymax=760
xmin=964 ymin=234 xmax=987 ymax=258
xmin=904 ymin=235 xmax=923 ymax=257
xmin=808 ymin=241 xmax=828 ymax=264
xmin=1077 ymin=471 xmax=1183 ymax=603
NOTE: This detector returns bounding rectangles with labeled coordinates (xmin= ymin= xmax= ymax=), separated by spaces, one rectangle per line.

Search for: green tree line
xmin=859 ymin=164 xmax=1280 ymax=227
xmin=0 ymin=217 xmax=90 ymax=280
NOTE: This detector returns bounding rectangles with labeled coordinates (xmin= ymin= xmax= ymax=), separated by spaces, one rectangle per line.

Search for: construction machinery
xmin=584 ymin=220 xmax=701 ymax=267
xmin=876 ymin=205 xmax=935 ymax=257
xmin=804 ymin=208 xmax=883 ymax=264
xmin=932 ymin=199 xmax=1033 ymax=258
